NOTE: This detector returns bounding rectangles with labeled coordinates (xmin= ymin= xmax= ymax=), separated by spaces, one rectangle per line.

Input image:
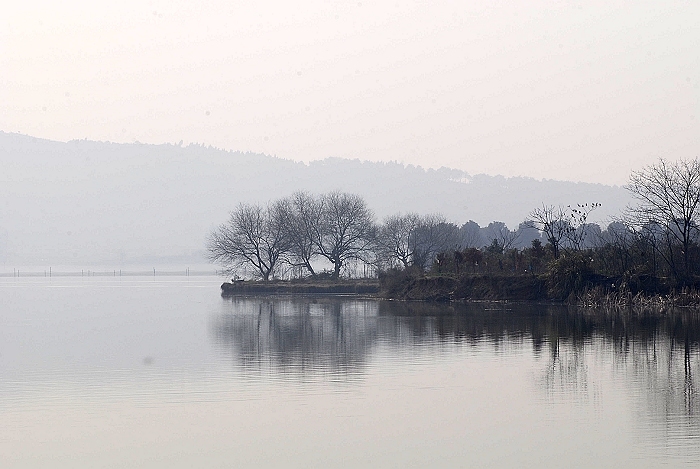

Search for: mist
xmin=0 ymin=132 xmax=630 ymax=266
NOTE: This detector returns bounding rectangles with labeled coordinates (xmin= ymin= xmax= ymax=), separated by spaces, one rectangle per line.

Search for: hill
xmin=0 ymin=132 xmax=630 ymax=265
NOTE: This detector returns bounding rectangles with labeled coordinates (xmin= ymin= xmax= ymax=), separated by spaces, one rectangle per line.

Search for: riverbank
xmin=220 ymin=272 xmax=700 ymax=309
xmin=378 ymin=269 xmax=700 ymax=309
xmin=220 ymin=274 xmax=547 ymax=301
xmin=378 ymin=271 xmax=548 ymax=302
xmin=220 ymin=279 xmax=380 ymax=296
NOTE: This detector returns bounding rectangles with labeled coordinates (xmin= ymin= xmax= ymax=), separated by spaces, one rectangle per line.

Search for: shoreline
xmin=220 ymin=279 xmax=380 ymax=296
xmin=220 ymin=274 xmax=700 ymax=310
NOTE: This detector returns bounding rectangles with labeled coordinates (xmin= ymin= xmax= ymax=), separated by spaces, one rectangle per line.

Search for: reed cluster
xmin=578 ymin=285 xmax=700 ymax=311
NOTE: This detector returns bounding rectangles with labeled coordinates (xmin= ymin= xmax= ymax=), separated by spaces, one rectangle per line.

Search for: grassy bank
xmin=219 ymin=270 xmax=700 ymax=309
xmin=378 ymin=267 xmax=700 ymax=308
xmin=220 ymin=279 xmax=380 ymax=296
xmin=378 ymin=269 xmax=547 ymax=302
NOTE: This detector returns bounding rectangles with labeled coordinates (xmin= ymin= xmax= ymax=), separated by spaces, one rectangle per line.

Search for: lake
xmin=1 ymin=276 xmax=699 ymax=468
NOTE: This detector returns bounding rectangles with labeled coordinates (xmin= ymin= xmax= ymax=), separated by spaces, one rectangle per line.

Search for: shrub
xmin=545 ymin=251 xmax=595 ymax=300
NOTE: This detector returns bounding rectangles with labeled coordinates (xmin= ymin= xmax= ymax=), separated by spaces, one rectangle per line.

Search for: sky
xmin=2 ymin=0 xmax=698 ymax=185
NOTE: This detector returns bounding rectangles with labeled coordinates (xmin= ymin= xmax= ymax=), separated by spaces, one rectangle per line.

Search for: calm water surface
xmin=1 ymin=276 xmax=700 ymax=468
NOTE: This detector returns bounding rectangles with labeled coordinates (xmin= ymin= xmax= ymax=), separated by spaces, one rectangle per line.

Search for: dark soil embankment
xmin=457 ymin=275 xmax=548 ymax=301
xmin=378 ymin=267 xmax=700 ymax=307
xmin=220 ymin=280 xmax=380 ymax=296
xmin=379 ymin=271 xmax=547 ymax=302
xmin=220 ymin=271 xmax=700 ymax=307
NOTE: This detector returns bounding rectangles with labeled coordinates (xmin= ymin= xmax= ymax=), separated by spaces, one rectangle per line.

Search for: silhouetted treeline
xmin=206 ymin=190 xmax=573 ymax=280
xmin=209 ymin=158 xmax=700 ymax=298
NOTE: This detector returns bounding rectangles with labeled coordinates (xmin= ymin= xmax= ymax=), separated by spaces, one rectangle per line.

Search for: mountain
xmin=0 ymin=132 xmax=631 ymax=265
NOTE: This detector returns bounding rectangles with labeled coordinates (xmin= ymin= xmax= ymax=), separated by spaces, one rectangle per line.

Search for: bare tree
xmin=595 ymin=221 xmax=636 ymax=276
xmin=564 ymin=203 xmax=601 ymax=250
xmin=528 ymin=205 xmax=570 ymax=259
xmin=377 ymin=213 xmax=421 ymax=268
xmin=637 ymin=221 xmax=664 ymax=277
xmin=315 ymin=192 xmax=376 ymax=279
xmin=411 ymin=214 xmax=461 ymax=269
xmin=207 ymin=202 xmax=289 ymax=281
xmin=626 ymin=158 xmax=700 ymax=279
xmin=280 ymin=191 xmax=323 ymax=277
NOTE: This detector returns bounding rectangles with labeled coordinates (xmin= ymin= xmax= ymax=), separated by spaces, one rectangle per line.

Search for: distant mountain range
xmin=0 ymin=132 xmax=631 ymax=265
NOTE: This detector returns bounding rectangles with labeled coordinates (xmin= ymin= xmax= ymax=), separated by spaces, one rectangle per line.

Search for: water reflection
xmin=214 ymin=297 xmax=700 ymax=424
xmin=214 ymin=298 xmax=379 ymax=378
xmin=8 ymin=278 xmax=700 ymax=466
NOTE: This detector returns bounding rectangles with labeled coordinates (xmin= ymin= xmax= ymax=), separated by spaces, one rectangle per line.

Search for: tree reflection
xmin=213 ymin=297 xmax=700 ymax=422
xmin=214 ymin=298 xmax=379 ymax=377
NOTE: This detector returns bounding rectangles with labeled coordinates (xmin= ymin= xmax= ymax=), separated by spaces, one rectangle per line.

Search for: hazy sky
xmin=2 ymin=1 xmax=698 ymax=184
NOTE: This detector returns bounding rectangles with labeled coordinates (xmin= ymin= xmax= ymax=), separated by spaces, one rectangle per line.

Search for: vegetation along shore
xmin=213 ymin=158 xmax=700 ymax=308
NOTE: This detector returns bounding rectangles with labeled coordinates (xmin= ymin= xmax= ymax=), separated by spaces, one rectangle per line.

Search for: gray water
xmin=1 ymin=276 xmax=699 ymax=468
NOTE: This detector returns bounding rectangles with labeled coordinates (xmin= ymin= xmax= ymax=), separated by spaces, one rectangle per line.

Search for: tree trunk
xmin=333 ymin=261 xmax=341 ymax=279
xmin=305 ymin=262 xmax=316 ymax=276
